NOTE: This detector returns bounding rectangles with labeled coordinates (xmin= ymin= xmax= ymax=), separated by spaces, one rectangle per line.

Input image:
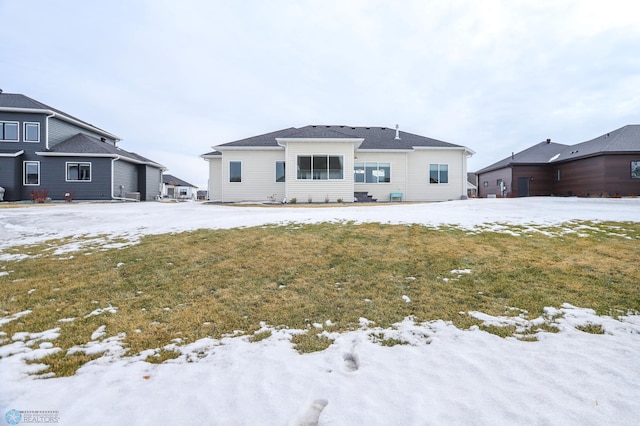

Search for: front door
xmin=517 ymin=177 xmax=530 ymax=197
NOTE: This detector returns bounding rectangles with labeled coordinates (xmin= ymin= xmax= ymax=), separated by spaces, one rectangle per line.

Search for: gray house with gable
xmin=0 ymin=92 xmax=165 ymax=202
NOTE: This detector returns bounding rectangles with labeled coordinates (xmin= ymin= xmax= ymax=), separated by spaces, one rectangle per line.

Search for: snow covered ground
xmin=1 ymin=197 xmax=639 ymax=425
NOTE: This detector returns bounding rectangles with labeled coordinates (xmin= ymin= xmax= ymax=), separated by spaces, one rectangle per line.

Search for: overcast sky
xmin=2 ymin=0 xmax=639 ymax=189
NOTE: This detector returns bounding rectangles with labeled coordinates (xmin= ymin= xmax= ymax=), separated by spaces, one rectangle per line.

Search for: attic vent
xmin=100 ymin=137 xmax=106 ymax=142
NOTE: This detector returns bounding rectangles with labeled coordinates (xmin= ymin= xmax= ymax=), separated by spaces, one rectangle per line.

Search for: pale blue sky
xmin=2 ymin=0 xmax=639 ymax=189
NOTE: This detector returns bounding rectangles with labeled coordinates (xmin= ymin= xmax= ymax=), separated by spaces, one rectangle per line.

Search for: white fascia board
xmin=0 ymin=150 xmax=24 ymax=157
xmin=413 ymin=146 xmax=475 ymax=155
xmin=356 ymin=149 xmax=412 ymax=153
xmin=213 ymin=146 xmax=283 ymax=151
xmin=276 ymin=138 xmax=364 ymax=150
xmin=1 ymin=107 xmax=121 ymax=141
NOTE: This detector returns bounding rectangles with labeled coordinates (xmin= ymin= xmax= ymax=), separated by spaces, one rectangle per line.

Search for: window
xmin=556 ymin=168 xmax=562 ymax=181
xmin=297 ymin=155 xmax=343 ymax=180
xmin=1 ymin=121 xmax=19 ymax=141
xmin=429 ymin=164 xmax=448 ymax=184
xmin=276 ymin=161 xmax=286 ymax=182
xmin=229 ymin=161 xmax=242 ymax=182
xmin=24 ymin=122 xmax=40 ymax=142
xmin=483 ymin=181 xmax=488 ymax=187
xmin=354 ymin=162 xmax=391 ymax=183
xmin=24 ymin=161 xmax=40 ymax=185
xmin=67 ymin=162 xmax=91 ymax=181
xmin=631 ymin=161 xmax=640 ymax=179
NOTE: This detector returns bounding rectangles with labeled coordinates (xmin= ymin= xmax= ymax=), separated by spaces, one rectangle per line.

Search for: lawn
xmin=1 ymin=220 xmax=638 ymax=377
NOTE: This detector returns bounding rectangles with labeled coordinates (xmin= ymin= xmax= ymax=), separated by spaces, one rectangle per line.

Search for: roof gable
xmin=163 ymin=174 xmax=196 ymax=187
xmin=476 ymin=140 xmax=570 ymax=173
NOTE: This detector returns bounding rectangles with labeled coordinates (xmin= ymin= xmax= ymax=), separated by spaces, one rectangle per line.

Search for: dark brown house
xmin=476 ymin=125 xmax=640 ymax=198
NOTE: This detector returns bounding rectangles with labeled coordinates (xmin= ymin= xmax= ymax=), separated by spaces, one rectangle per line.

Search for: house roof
xmin=163 ymin=174 xmax=197 ymax=188
xmin=476 ymin=124 xmax=640 ymax=174
xmin=552 ymin=124 xmax=640 ymax=162
xmin=37 ymin=133 xmax=165 ymax=168
xmin=0 ymin=92 xmax=119 ymax=140
xmin=205 ymin=125 xmax=468 ymax=152
xmin=475 ymin=140 xmax=570 ymax=174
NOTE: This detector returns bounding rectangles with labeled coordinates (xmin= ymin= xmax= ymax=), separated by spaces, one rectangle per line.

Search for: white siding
xmin=207 ymin=157 xmax=223 ymax=201
xmin=406 ymin=149 xmax=468 ymax=201
xmin=285 ymin=142 xmax=355 ymax=203
xmin=219 ymin=150 xmax=286 ymax=202
xmin=354 ymin=152 xmax=408 ymax=202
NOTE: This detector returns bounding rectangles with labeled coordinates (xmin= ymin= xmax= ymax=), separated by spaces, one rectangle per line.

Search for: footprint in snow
xmin=343 ymin=352 xmax=359 ymax=372
xmin=294 ymin=399 xmax=328 ymax=426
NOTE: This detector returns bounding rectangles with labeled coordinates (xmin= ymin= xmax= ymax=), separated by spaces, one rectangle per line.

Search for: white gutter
xmin=0 ymin=150 xmax=24 ymax=157
xmin=0 ymin=107 xmax=120 ymax=141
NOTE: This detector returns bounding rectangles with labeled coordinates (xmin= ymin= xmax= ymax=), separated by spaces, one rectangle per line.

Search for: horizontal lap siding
xmin=512 ymin=165 xmax=553 ymax=197
xmin=407 ymin=150 xmax=467 ymax=201
xmin=286 ymin=142 xmax=354 ymax=203
xmin=477 ymin=168 xmax=512 ymax=198
xmin=33 ymin=156 xmax=113 ymax=201
xmin=113 ymin=160 xmax=138 ymax=199
xmin=221 ymin=150 xmax=285 ymax=202
xmin=553 ymin=155 xmax=640 ymax=197
xmin=49 ymin=118 xmax=116 ymax=147
xmin=207 ymin=158 xmax=222 ymax=201
xmin=354 ymin=152 xmax=407 ymax=202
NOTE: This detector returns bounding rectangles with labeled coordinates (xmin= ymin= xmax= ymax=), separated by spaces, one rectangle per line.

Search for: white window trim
xmin=354 ymin=161 xmax=392 ymax=184
xmin=1 ymin=121 xmax=20 ymax=142
xmin=23 ymin=161 xmax=40 ymax=185
xmin=229 ymin=160 xmax=242 ymax=183
xmin=296 ymin=154 xmax=345 ymax=181
xmin=66 ymin=161 xmax=92 ymax=182
xmin=24 ymin=122 xmax=40 ymax=143
xmin=429 ymin=163 xmax=449 ymax=184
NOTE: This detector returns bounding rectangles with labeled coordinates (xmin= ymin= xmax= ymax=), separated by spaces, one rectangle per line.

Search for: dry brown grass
xmin=0 ymin=220 xmax=638 ymax=376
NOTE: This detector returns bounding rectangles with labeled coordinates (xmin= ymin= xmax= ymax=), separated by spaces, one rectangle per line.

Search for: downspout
xmin=111 ymin=156 xmax=140 ymax=202
xmin=44 ymin=112 xmax=55 ymax=149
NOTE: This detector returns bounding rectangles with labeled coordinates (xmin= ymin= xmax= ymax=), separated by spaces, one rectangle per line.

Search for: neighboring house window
xmin=1 ymin=121 xmax=19 ymax=141
xmin=67 ymin=162 xmax=91 ymax=181
xmin=229 ymin=161 xmax=242 ymax=182
xmin=276 ymin=161 xmax=286 ymax=182
xmin=24 ymin=161 xmax=40 ymax=185
xmin=631 ymin=161 xmax=640 ymax=179
xmin=429 ymin=164 xmax=448 ymax=184
xmin=497 ymin=178 xmax=503 ymax=186
xmin=24 ymin=122 xmax=40 ymax=142
xmin=179 ymin=188 xmax=187 ymax=196
xmin=297 ymin=155 xmax=343 ymax=180
xmin=354 ymin=162 xmax=391 ymax=183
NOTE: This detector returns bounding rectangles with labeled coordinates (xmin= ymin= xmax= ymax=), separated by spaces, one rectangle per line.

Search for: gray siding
xmin=49 ymin=117 xmax=116 ymax=148
xmin=113 ymin=160 xmax=139 ymax=199
xmin=0 ymin=157 xmax=21 ymax=201
xmin=139 ymin=165 xmax=162 ymax=201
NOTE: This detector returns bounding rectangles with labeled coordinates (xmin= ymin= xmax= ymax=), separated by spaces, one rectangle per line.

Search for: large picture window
xmin=354 ymin=162 xmax=390 ymax=183
xmin=429 ymin=164 xmax=448 ymax=184
xmin=229 ymin=161 xmax=242 ymax=182
xmin=1 ymin=121 xmax=19 ymax=141
xmin=67 ymin=162 xmax=91 ymax=181
xmin=275 ymin=161 xmax=285 ymax=182
xmin=24 ymin=161 xmax=40 ymax=185
xmin=297 ymin=155 xmax=343 ymax=180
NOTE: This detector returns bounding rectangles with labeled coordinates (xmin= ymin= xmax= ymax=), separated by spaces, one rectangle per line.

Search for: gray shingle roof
xmin=476 ymin=140 xmax=570 ymax=174
xmin=162 ymin=174 xmax=196 ymax=187
xmin=552 ymin=124 xmax=640 ymax=162
xmin=207 ymin=125 xmax=464 ymax=151
xmin=0 ymin=92 xmax=116 ymax=137
xmin=44 ymin=133 xmax=163 ymax=168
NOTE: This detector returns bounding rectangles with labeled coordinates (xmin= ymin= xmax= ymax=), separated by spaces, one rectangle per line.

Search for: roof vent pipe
xmin=546 ymin=138 xmax=551 ymax=143
xmin=395 ymin=124 xmax=400 ymax=140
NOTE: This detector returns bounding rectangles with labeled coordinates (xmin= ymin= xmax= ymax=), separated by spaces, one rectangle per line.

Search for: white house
xmin=201 ymin=125 xmax=474 ymax=203
xmin=162 ymin=174 xmax=198 ymax=200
